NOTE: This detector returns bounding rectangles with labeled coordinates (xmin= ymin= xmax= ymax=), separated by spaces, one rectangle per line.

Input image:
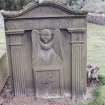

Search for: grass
xmin=83 ymin=23 xmax=105 ymax=105
xmin=87 ymin=23 xmax=105 ymax=76
xmin=0 ymin=30 xmax=6 ymax=50
xmin=86 ymin=86 xmax=105 ymax=105
xmin=86 ymin=23 xmax=105 ymax=105
xmin=0 ymin=29 xmax=5 ymax=42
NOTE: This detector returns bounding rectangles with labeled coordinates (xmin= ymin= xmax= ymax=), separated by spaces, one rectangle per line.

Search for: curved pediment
xmin=2 ymin=2 xmax=87 ymax=19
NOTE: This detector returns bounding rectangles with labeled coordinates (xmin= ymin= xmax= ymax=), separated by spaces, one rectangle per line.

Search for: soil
xmin=0 ymin=77 xmax=96 ymax=105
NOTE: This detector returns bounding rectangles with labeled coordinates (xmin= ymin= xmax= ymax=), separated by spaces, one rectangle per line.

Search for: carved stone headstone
xmin=2 ymin=2 xmax=87 ymax=99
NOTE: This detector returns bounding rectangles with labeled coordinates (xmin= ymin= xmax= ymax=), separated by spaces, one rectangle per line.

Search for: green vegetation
xmin=1 ymin=0 xmax=105 ymax=13
xmin=86 ymin=86 xmax=105 ymax=105
xmin=0 ymin=30 xmax=5 ymax=42
xmin=0 ymin=30 xmax=6 ymax=49
xmin=84 ymin=23 xmax=105 ymax=105
xmin=87 ymin=23 xmax=105 ymax=76
xmin=0 ymin=0 xmax=79 ymax=10
xmin=82 ymin=0 xmax=105 ymax=13
xmin=0 ymin=0 xmax=34 ymax=10
xmin=0 ymin=0 xmax=88 ymax=11
xmin=86 ymin=74 xmax=105 ymax=105
xmin=98 ymin=75 xmax=105 ymax=85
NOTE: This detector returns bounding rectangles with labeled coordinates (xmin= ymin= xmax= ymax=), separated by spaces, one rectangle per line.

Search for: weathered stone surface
xmin=2 ymin=2 xmax=87 ymax=99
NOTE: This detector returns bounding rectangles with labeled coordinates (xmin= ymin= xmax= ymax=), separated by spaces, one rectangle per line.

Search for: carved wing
xmin=31 ymin=30 xmax=39 ymax=67
xmin=53 ymin=29 xmax=63 ymax=60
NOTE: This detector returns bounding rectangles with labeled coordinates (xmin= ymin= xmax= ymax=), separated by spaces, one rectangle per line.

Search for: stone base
xmin=2 ymin=92 xmax=96 ymax=105
xmin=0 ymin=77 xmax=96 ymax=105
xmin=3 ymin=96 xmax=85 ymax=105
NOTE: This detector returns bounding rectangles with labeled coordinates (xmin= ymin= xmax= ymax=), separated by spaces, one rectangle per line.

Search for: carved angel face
xmin=40 ymin=29 xmax=53 ymax=44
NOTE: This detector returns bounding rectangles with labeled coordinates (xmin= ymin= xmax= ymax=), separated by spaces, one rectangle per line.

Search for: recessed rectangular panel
xmin=9 ymin=35 xmax=23 ymax=46
xmin=35 ymin=70 xmax=60 ymax=98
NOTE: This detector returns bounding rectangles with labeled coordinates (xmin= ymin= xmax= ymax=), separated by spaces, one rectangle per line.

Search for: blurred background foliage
xmin=0 ymin=0 xmax=84 ymax=10
xmin=0 ymin=0 xmax=105 ymax=13
xmin=0 ymin=0 xmax=34 ymax=10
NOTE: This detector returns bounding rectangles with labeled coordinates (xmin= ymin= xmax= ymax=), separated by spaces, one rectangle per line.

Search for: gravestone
xmin=2 ymin=2 xmax=87 ymax=99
